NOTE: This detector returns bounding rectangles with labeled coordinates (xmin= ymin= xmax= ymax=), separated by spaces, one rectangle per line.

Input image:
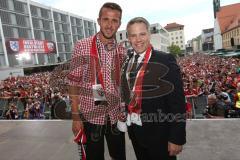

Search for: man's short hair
xmin=126 ymin=17 xmax=150 ymax=32
xmin=99 ymin=2 xmax=122 ymax=19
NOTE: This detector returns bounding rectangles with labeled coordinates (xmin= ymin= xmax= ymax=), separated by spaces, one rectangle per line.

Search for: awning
xmin=223 ymin=51 xmax=240 ymax=57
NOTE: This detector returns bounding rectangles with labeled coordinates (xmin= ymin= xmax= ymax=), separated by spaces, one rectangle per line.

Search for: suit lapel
xmin=121 ymin=51 xmax=133 ymax=103
xmin=121 ymin=52 xmax=133 ymax=79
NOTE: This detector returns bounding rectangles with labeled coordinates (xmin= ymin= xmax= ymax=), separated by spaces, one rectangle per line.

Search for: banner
xmin=6 ymin=39 xmax=56 ymax=54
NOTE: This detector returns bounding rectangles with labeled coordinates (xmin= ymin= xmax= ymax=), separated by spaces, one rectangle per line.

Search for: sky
xmin=33 ymin=0 xmax=240 ymax=42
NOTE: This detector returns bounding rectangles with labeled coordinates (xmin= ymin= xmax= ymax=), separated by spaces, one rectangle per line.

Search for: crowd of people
xmin=0 ymin=54 xmax=239 ymax=120
xmin=178 ymin=54 xmax=240 ymax=118
xmin=0 ymin=72 xmax=70 ymax=119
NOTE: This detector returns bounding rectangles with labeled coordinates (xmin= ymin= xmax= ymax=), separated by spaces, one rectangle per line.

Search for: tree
xmin=168 ymin=44 xmax=182 ymax=57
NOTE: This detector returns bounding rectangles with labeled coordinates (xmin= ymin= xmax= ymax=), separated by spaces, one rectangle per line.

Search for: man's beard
xmin=100 ymin=29 xmax=115 ymax=40
xmin=100 ymin=30 xmax=117 ymax=51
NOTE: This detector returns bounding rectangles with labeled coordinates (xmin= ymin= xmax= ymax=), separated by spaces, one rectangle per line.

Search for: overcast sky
xmin=33 ymin=0 xmax=240 ymax=42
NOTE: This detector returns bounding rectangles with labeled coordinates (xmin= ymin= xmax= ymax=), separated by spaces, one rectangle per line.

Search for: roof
xmin=224 ymin=14 xmax=240 ymax=33
xmin=216 ymin=3 xmax=240 ymax=33
xmin=164 ymin=22 xmax=184 ymax=30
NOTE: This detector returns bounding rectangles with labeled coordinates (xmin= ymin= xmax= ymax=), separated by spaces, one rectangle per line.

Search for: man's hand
xmin=168 ymin=142 xmax=183 ymax=156
xmin=118 ymin=112 xmax=127 ymax=122
xmin=72 ymin=120 xmax=84 ymax=136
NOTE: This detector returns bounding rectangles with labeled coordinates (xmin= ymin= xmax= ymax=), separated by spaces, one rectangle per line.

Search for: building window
xmin=41 ymin=8 xmax=50 ymax=19
xmin=77 ymin=27 xmax=83 ymax=36
xmin=43 ymin=20 xmax=51 ymax=30
xmin=16 ymin=14 xmax=27 ymax=27
xmin=62 ymin=24 xmax=69 ymax=32
xmin=2 ymin=25 xmax=13 ymax=37
xmin=172 ymin=38 xmax=174 ymax=40
xmin=176 ymin=37 xmax=178 ymax=39
xmin=30 ymin=5 xmax=38 ymax=16
xmin=71 ymin=26 xmax=76 ymax=34
xmin=64 ymin=34 xmax=70 ymax=42
xmin=58 ymin=44 xmax=63 ymax=52
xmin=0 ymin=11 xmax=11 ymax=24
xmin=88 ymin=21 xmax=93 ymax=28
xmin=180 ymin=36 xmax=182 ymax=39
xmin=71 ymin=17 xmax=76 ymax=25
xmin=61 ymin=14 xmax=67 ymax=23
xmin=0 ymin=0 xmax=8 ymax=9
xmin=54 ymin=12 xmax=61 ymax=21
xmin=66 ymin=43 xmax=71 ymax=52
xmin=38 ymin=19 xmax=43 ymax=29
xmin=14 ymin=1 xmax=24 ymax=13
xmin=34 ymin=30 xmax=44 ymax=40
xmin=36 ymin=7 xmax=41 ymax=18
xmin=76 ymin=18 xmax=82 ymax=26
xmin=59 ymin=23 xmax=63 ymax=32
xmin=44 ymin=31 xmax=54 ymax=41
xmin=120 ymin=33 xmax=122 ymax=40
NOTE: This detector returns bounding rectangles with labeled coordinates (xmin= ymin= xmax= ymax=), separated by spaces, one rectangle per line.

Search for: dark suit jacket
xmin=121 ymin=48 xmax=186 ymax=153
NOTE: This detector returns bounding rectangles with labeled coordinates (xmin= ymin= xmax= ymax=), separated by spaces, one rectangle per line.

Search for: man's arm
xmin=164 ymin=54 xmax=186 ymax=154
xmin=67 ymin=41 xmax=86 ymax=135
xmin=69 ymin=86 xmax=83 ymax=136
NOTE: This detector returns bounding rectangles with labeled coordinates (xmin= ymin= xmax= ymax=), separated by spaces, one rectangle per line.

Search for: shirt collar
xmin=134 ymin=50 xmax=146 ymax=59
xmin=96 ymin=32 xmax=117 ymax=49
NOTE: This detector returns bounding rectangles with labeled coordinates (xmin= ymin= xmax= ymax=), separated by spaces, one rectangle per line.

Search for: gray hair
xmin=126 ymin=17 xmax=150 ymax=32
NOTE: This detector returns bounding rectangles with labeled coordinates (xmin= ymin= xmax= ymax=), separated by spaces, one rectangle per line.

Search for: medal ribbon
xmin=90 ymin=35 xmax=121 ymax=89
xmin=90 ymin=35 xmax=105 ymax=89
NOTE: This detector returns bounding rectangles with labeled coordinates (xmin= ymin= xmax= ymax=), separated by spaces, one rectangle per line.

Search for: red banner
xmin=6 ymin=39 xmax=56 ymax=54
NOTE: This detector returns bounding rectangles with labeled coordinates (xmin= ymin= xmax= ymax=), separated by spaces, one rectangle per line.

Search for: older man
xmin=121 ymin=17 xmax=186 ymax=160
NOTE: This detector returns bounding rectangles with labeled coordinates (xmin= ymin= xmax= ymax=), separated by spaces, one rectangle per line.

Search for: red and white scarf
xmin=127 ymin=45 xmax=152 ymax=126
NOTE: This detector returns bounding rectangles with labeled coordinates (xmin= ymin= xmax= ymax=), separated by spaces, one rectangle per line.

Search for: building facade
xmin=213 ymin=0 xmax=240 ymax=50
xmin=186 ymin=36 xmax=202 ymax=54
xmin=201 ymin=28 xmax=214 ymax=51
xmin=164 ymin=22 xmax=186 ymax=51
xmin=185 ymin=40 xmax=193 ymax=54
xmin=222 ymin=14 xmax=240 ymax=50
xmin=150 ymin=23 xmax=170 ymax=52
xmin=116 ymin=23 xmax=170 ymax=52
xmin=116 ymin=30 xmax=130 ymax=48
xmin=192 ymin=36 xmax=202 ymax=53
xmin=0 ymin=0 xmax=96 ymax=67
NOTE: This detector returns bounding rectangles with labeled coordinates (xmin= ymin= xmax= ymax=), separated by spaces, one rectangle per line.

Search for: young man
xmin=121 ymin=17 xmax=186 ymax=160
xmin=68 ymin=3 xmax=126 ymax=160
